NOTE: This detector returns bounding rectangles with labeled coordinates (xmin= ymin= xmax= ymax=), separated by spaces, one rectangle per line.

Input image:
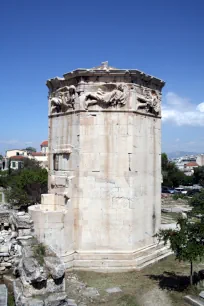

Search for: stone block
xmin=0 ymin=284 xmax=7 ymax=306
xmin=44 ymin=293 xmax=68 ymax=306
xmin=10 ymin=213 xmax=33 ymax=229
xmin=0 ymin=245 xmax=9 ymax=253
xmin=44 ymin=256 xmax=65 ymax=280
xmin=106 ymin=287 xmax=122 ymax=293
xmin=41 ymin=194 xmax=55 ymax=206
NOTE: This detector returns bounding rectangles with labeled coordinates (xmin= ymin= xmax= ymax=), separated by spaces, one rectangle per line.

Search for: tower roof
xmin=46 ymin=62 xmax=165 ymax=91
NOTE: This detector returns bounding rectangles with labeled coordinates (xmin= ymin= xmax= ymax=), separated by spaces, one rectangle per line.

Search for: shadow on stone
xmin=53 ymin=274 xmax=64 ymax=285
xmin=31 ymin=279 xmax=47 ymax=290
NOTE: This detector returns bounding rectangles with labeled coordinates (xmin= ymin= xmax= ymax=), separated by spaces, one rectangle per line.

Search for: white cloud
xmin=162 ymin=92 xmax=204 ymax=126
xmin=0 ymin=139 xmax=19 ymax=144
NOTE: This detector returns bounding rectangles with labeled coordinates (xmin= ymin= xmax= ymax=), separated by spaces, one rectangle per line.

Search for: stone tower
xmin=29 ymin=62 xmax=167 ymax=271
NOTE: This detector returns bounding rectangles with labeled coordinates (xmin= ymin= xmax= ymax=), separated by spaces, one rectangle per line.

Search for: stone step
xmin=135 ymin=246 xmax=170 ymax=266
xmin=184 ymin=295 xmax=204 ymax=306
xmin=75 ymin=243 xmax=166 ymax=262
xmin=72 ymin=245 xmax=172 ymax=272
xmin=137 ymin=250 xmax=173 ymax=270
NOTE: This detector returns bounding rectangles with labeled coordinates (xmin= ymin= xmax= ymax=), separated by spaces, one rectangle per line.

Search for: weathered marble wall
xmin=29 ymin=63 xmax=166 ymax=271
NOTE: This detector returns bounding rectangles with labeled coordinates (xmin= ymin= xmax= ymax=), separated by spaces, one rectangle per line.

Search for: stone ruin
xmin=0 ymin=206 xmax=69 ymax=305
xmin=28 ymin=62 xmax=168 ymax=271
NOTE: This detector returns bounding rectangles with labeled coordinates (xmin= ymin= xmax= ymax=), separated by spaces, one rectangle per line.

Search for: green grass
xmin=70 ymin=255 xmax=203 ymax=306
xmin=161 ymin=211 xmax=180 ymax=223
xmin=33 ymin=243 xmax=46 ymax=265
xmin=172 ymin=194 xmax=188 ymax=200
xmin=8 ymin=294 xmax=15 ymax=306
xmin=119 ymin=294 xmax=139 ymax=306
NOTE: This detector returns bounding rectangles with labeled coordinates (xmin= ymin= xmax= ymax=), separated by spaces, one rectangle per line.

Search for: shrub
xmin=33 ymin=243 xmax=46 ymax=265
xmin=172 ymin=193 xmax=187 ymax=200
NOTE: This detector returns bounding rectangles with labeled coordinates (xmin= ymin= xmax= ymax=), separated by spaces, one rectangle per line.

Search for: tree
xmin=5 ymin=168 xmax=48 ymax=207
xmin=156 ymin=189 xmax=204 ymax=286
xmin=161 ymin=153 xmax=168 ymax=170
xmin=23 ymin=157 xmax=41 ymax=170
xmin=161 ymin=152 xmax=192 ymax=187
xmin=0 ymin=154 xmax=3 ymax=160
xmin=25 ymin=147 xmax=37 ymax=152
xmin=156 ymin=216 xmax=204 ymax=285
xmin=193 ymin=166 xmax=204 ymax=187
xmin=189 ymin=189 xmax=204 ymax=222
xmin=0 ymin=157 xmax=48 ymax=209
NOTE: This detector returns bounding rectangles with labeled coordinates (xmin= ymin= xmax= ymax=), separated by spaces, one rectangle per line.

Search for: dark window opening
xmin=53 ymin=154 xmax=59 ymax=171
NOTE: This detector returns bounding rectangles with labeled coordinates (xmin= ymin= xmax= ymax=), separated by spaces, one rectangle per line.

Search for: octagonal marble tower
xmin=29 ymin=62 xmax=167 ymax=271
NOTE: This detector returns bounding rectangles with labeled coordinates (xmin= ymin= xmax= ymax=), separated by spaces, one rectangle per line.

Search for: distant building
xmin=9 ymin=155 xmax=25 ymax=170
xmin=6 ymin=149 xmax=28 ymax=158
xmin=28 ymin=141 xmax=48 ymax=169
xmin=2 ymin=149 xmax=28 ymax=171
xmin=28 ymin=151 xmax=48 ymax=169
xmin=196 ymin=154 xmax=204 ymax=166
xmin=2 ymin=141 xmax=49 ymax=171
xmin=184 ymin=161 xmax=199 ymax=176
xmin=40 ymin=141 xmax=48 ymax=155
xmin=174 ymin=155 xmax=197 ymax=172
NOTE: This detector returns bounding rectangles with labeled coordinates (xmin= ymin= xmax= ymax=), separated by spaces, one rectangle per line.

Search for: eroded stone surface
xmin=29 ymin=62 xmax=166 ymax=271
xmin=44 ymin=256 xmax=65 ymax=279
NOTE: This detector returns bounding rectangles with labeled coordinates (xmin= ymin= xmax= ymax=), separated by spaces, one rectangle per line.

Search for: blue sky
xmin=1 ymin=0 xmax=204 ymax=155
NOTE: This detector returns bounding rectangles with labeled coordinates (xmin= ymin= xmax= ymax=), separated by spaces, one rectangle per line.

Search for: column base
xmin=62 ymin=243 xmax=172 ymax=272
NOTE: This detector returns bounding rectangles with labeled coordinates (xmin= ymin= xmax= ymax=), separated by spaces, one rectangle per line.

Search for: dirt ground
xmin=65 ymin=255 xmax=203 ymax=306
xmin=161 ymin=195 xmax=190 ymax=224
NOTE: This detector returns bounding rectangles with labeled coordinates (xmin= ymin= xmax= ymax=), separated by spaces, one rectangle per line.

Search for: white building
xmin=175 ymin=155 xmax=197 ymax=172
xmin=196 ymin=154 xmax=204 ymax=166
xmin=40 ymin=141 xmax=48 ymax=154
xmin=184 ymin=161 xmax=199 ymax=176
xmin=6 ymin=149 xmax=28 ymax=158
xmin=2 ymin=141 xmax=49 ymax=171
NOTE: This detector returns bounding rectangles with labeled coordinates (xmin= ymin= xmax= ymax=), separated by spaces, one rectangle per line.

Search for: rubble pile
xmin=0 ymin=207 xmax=69 ymax=305
xmin=0 ymin=209 xmax=28 ymax=276
xmin=13 ymin=237 xmax=69 ymax=305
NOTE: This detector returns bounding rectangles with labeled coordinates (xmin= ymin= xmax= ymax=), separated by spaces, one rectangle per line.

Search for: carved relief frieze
xmin=136 ymin=86 xmax=161 ymax=116
xmin=49 ymin=85 xmax=78 ymax=113
xmin=48 ymin=81 xmax=161 ymax=116
xmin=80 ymin=83 xmax=129 ymax=110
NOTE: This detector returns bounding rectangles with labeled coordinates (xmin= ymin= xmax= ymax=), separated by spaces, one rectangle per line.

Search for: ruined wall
xmin=0 ymin=209 xmax=34 ymax=277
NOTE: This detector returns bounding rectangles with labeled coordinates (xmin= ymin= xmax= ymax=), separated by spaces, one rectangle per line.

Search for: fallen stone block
xmin=10 ymin=213 xmax=33 ymax=229
xmin=0 ymin=245 xmax=9 ymax=253
xmin=44 ymin=292 xmax=68 ymax=306
xmin=67 ymin=299 xmax=77 ymax=306
xmin=0 ymin=262 xmax=12 ymax=268
xmin=105 ymin=286 xmax=122 ymax=293
xmin=44 ymin=256 xmax=65 ymax=279
xmin=184 ymin=295 xmax=204 ymax=306
xmin=0 ymin=266 xmax=5 ymax=271
xmin=82 ymin=287 xmax=100 ymax=297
